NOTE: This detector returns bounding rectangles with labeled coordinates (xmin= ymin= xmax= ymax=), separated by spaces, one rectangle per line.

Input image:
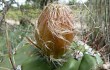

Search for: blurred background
xmin=0 ymin=0 xmax=110 ymax=69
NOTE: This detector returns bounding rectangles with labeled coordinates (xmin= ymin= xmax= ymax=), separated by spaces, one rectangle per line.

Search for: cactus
xmin=25 ymin=4 xmax=103 ymax=70
xmin=0 ymin=40 xmax=103 ymax=70
xmin=0 ymin=4 xmax=103 ymax=70
xmin=56 ymin=41 xmax=103 ymax=70
xmin=22 ymin=41 xmax=103 ymax=70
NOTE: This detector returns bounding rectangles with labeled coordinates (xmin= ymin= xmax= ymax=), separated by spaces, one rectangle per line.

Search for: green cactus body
xmin=56 ymin=57 xmax=82 ymax=70
xmin=70 ymin=41 xmax=103 ymax=70
xmin=22 ymin=57 xmax=51 ymax=70
xmin=0 ymin=41 xmax=103 ymax=70
xmin=79 ymin=54 xmax=98 ymax=70
xmin=21 ymin=41 xmax=103 ymax=70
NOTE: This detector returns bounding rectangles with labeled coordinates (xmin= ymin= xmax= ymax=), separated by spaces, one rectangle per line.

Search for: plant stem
xmin=6 ymin=24 xmax=16 ymax=70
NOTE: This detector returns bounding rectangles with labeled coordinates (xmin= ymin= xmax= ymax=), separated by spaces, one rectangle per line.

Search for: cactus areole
xmin=35 ymin=4 xmax=74 ymax=58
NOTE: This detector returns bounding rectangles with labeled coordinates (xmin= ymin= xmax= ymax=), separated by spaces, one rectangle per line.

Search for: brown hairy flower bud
xmin=35 ymin=4 xmax=74 ymax=58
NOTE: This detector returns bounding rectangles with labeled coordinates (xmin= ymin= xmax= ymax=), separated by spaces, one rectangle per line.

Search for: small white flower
xmin=77 ymin=41 xmax=84 ymax=46
xmin=16 ymin=65 xmax=21 ymax=70
xmin=73 ymin=50 xmax=83 ymax=60
xmin=97 ymin=52 xmax=101 ymax=56
xmin=85 ymin=52 xmax=88 ymax=54
xmin=77 ymin=41 xmax=90 ymax=50
xmin=93 ymin=54 xmax=97 ymax=57
xmin=84 ymin=44 xmax=90 ymax=50
xmin=87 ymin=48 xmax=92 ymax=53
xmin=85 ymin=48 xmax=96 ymax=56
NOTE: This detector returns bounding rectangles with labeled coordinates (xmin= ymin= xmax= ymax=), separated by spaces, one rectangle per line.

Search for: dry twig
xmin=6 ymin=24 xmax=16 ymax=70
